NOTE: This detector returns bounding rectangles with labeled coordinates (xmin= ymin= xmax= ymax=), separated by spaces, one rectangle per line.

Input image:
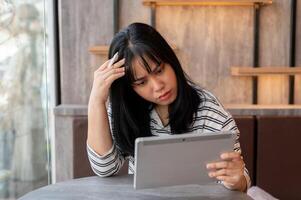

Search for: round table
xmin=20 ymin=175 xmax=253 ymax=200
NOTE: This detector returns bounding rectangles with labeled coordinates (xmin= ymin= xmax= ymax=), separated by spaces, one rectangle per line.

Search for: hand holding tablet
xmin=207 ymin=151 xmax=247 ymax=192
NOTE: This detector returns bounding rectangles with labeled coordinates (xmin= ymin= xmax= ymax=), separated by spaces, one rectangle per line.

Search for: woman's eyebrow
xmin=134 ymin=76 xmax=146 ymax=81
xmin=151 ymin=62 xmax=162 ymax=73
xmin=133 ymin=62 xmax=162 ymax=81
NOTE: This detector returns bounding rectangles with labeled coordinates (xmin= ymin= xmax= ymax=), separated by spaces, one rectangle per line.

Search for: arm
xmin=87 ymin=99 xmax=113 ymax=155
xmin=197 ymin=89 xmax=250 ymax=191
xmin=86 ymin=57 xmax=126 ymax=177
xmin=207 ymin=116 xmax=251 ymax=192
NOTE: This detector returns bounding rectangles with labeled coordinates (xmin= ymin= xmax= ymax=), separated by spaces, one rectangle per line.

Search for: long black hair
xmin=108 ymin=23 xmax=200 ymax=156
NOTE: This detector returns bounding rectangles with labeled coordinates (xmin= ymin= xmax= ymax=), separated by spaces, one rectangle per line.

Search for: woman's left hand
xmin=206 ymin=151 xmax=247 ymax=192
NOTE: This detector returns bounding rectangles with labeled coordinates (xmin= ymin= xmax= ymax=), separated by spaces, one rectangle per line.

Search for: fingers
xmin=208 ymin=166 xmax=244 ymax=191
xmin=207 ymin=159 xmax=244 ymax=170
xmin=90 ymin=55 xmax=125 ymax=102
xmin=108 ymin=52 xmax=119 ymax=68
xmin=96 ymin=57 xmax=125 ymax=73
xmin=207 ymin=151 xmax=243 ymax=170
xmin=94 ymin=58 xmax=125 ymax=81
xmin=215 ymin=175 xmax=240 ymax=186
xmin=206 ymin=160 xmax=245 ymax=171
xmin=105 ymin=70 xmax=126 ymax=85
xmin=207 ymin=161 xmax=232 ymax=170
xmin=96 ymin=59 xmax=111 ymax=72
xmin=101 ymin=58 xmax=125 ymax=80
xmin=101 ymin=67 xmax=125 ymax=80
xmin=220 ymin=151 xmax=241 ymax=160
xmin=208 ymin=167 xmax=242 ymax=178
xmin=205 ymin=151 xmax=246 ymax=191
xmin=209 ymin=169 xmax=228 ymax=177
xmin=102 ymin=58 xmax=125 ymax=74
xmin=112 ymin=58 xmax=125 ymax=68
xmin=207 ymin=151 xmax=245 ymax=181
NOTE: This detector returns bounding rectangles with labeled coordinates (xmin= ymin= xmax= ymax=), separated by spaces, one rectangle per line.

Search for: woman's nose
xmin=150 ymin=76 xmax=164 ymax=92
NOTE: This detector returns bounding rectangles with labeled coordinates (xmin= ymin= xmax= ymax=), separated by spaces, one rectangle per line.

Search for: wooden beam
xmin=89 ymin=44 xmax=178 ymax=55
xmin=225 ymin=104 xmax=301 ymax=109
xmin=231 ymin=66 xmax=301 ymax=76
xmin=88 ymin=45 xmax=109 ymax=55
xmin=143 ymin=0 xmax=272 ymax=7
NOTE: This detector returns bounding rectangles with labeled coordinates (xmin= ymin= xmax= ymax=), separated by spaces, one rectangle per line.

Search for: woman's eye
xmin=155 ymin=65 xmax=164 ymax=74
xmin=135 ymin=80 xmax=147 ymax=86
xmin=156 ymin=68 xmax=163 ymax=74
xmin=138 ymin=81 xmax=146 ymax=85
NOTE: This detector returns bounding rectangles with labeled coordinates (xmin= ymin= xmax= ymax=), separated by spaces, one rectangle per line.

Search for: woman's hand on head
xmin=89 ymin=58 xmax=125 ymax=104
xmin=206 ymin=151 xmax=247 ymax=192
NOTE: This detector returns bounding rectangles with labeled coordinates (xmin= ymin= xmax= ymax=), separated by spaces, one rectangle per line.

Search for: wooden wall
xmin=59 ymin=0 xmax=113 ymax=104
xmin=258 ymin=0 xmax=290 ymax=104
xmin=156 ymin=6 xmax=253 ymax=104
xmin=119 ymin=0 xmax=149 ymax=29
xmin=58 ymin=0 xmax=301 ymax=106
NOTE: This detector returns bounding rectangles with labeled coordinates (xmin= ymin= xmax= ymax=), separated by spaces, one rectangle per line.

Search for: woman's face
xmin=131 ymin=57 xmax=178 ymax=106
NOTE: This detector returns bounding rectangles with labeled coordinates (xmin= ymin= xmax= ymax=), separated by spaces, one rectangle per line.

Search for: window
xmin=0 ymin=0 xmax=52 ymax=198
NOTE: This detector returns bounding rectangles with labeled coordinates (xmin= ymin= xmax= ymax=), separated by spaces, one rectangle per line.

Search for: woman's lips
xmin=159 ymin=90 xmax=172 ymax=101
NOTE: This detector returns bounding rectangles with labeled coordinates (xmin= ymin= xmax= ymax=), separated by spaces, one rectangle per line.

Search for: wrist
xmin=223 ymin=175 xmax=247 ymax=192
xmin=89 ymin=93 xmax=106 ymax=105
xmin=238 ymin=175 xmax=247 ymax=192
xmin=88 ymin=97 xmax=106 ymax=111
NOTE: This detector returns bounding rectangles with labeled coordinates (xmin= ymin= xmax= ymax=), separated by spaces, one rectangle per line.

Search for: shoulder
xmin=191 ymin=84 xmax=231 ymax=120
xmin=190 ymin=85 xmax=238 ymax=133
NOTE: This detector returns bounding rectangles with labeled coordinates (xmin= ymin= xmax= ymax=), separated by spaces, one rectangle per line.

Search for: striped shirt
xmin=87 ymin=87 xmax=251 ymax=188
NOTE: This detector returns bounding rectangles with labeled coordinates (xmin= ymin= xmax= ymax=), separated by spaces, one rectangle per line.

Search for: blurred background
xmin=0 ymin=0 xmax=55 ymax=199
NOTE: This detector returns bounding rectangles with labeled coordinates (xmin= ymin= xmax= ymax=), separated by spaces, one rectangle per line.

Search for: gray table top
xmin=20 ymin=175 xmax=253 ymax=200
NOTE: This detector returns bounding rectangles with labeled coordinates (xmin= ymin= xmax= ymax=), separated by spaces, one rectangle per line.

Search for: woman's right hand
xmin=89 ymin=57 xmax=125 ymax=104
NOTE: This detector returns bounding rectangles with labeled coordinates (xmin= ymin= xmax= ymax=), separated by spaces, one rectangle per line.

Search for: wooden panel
xmin=88 ymin=45 xmax=109 ymax=55
xmin=295 ymin=1 xmax=301 ymax=103
xmin=295 ymin=76 xmax=301 ymax=104
xmin=73 ymin=117 xmax=94 ymax=178
xmin=231 ymin=66 xmax=301 ymax=76
xmin=143 ymin=0 xmax=273 ymax=6
xmin=156 ymin=6 xmax=253 ymax=104
xmin=227 ymin=104 xmax=301 ymax=115
xmin=59 ymin=0 xmax=113 ymax=104
xmin=258 ymin=0 xmax=290 ymax=104
xmin=233 ymin=116 xmax=255 ymax=185
xmin=258 ymin=75 xmax=289 ymax=104
xmin=55 ymin=116 xmax=74 ymax=182
xmin=119 ymin=0 xmax=150 ymax=30
xmin=257 ymin=116 xmax=301 ymax=199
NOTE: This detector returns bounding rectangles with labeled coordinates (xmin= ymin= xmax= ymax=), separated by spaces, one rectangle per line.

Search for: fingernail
xmin=206 ymin=164 xmax=210 ymax=169
xmin=108 ymin=52 xmax=119 ymax=67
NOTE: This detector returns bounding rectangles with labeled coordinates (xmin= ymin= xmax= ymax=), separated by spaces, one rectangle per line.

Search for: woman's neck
xmin=155 ymin=105 xmax=169 ymax=126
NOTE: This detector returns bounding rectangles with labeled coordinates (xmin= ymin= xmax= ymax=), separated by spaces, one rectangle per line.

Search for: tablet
xmin=134 ymin=131 xmax=235 ymax=189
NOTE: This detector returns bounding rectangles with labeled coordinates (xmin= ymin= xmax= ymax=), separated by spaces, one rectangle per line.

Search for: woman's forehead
xmin=131 ymin=56 xmax=158 ymax=75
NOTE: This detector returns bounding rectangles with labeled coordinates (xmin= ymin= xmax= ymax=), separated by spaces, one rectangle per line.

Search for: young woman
xmin=87 ymin=23 xmax=250 ymax=192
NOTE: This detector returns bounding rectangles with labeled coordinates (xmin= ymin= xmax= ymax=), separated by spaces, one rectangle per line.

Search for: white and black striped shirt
xmin=87 ymin=87 xmax=251 ymax=188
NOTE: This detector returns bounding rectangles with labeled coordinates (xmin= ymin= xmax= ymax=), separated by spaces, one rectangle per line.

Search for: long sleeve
xmin=87 ymin=142 xmax=125 ymax=177
xmin=86 ymin=102 xmax=125 ymax=177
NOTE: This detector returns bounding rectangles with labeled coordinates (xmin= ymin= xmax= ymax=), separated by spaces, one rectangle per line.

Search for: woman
xmin=87 ymin=23 xmax=250 ymax=192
